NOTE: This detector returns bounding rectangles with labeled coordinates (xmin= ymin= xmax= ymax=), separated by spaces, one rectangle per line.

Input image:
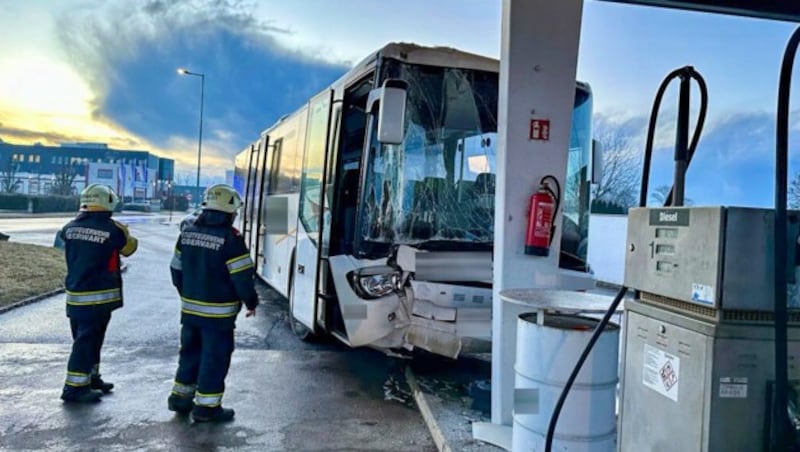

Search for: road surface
xmin=0 ymin=217 xmax=436 ymax=451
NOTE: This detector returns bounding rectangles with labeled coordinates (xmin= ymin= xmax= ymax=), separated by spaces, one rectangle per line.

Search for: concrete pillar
xmin=492 ymin=0 xmax=585 ymax=427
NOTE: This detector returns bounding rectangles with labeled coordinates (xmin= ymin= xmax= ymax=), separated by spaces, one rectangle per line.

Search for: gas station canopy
xmin=602 ymin=0 xmax=800 ymax=22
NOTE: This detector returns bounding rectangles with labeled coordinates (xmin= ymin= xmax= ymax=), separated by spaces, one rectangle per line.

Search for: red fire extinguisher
xmin=525 ymin=176 xmax=561 ymax=256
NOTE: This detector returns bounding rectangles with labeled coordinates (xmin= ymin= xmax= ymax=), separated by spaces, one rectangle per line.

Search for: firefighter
xmin=167 ymin=184 xmax=258 ymax=423
xmin=60 ymin=184 xmax=138 ymax=403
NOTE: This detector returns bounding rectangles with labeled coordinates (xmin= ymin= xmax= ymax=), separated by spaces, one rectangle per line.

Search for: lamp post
xmin=177 ymin=68 xmax=205 ymax=208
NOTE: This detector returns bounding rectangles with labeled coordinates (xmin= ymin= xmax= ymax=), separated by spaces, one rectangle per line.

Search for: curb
xmin=0 ymin=287 xmax=65 ymax=315
xmin=406 ymin=366 xmax=452 ymax=452
xmin=0 ymin=265 xmax=128 ymax=315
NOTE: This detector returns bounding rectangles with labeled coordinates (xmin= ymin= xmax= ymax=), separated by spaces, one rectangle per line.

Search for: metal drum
xmin=512 ymin=313 xmax=619 ymax=451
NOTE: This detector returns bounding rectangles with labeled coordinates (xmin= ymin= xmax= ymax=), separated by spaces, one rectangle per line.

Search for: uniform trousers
xmin=64 ymin=311 xmax=111 ymax=394
xmin=174 ymin=324 xmax=234 ymax=407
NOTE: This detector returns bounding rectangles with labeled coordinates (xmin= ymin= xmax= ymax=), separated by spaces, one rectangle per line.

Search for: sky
xmin=0 ymin=0 xmax=799 ymax=206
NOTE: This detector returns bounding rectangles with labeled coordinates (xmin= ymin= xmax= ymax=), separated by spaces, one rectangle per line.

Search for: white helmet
xmin=202 ymin=184 xmax=242 ymax=214
xmin=79 ymin=184 xmax=119 ymax=212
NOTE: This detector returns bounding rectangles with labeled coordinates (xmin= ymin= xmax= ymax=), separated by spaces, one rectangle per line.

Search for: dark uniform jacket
xmin=170 ymin=210 xmax=259 ymax=330
xmin=60 ymin=212 xmax=138 ymax=320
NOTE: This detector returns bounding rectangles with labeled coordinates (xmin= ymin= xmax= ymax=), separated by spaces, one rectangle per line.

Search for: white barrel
xmin=512 ymin=313 xmax=619 ymax=452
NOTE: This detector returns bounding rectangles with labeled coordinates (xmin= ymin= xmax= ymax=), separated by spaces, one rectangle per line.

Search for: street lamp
xmin=177 ymin=67 xmax=205 ymax=208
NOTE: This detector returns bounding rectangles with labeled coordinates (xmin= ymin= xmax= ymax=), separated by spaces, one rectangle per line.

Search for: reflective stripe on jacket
xmin=66 ymin=288 xmax=122 ymax=306
xmin=170 ymin=210 xmax=259 ymax=330
xmin=60 ymin=212 xmax=137 ymax=319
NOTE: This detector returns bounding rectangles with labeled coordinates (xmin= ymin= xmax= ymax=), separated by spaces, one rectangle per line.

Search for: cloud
xmin=697 ymin=111 xmax=776 ymax=163
xmin=51 ymin=0 xmax=347 ymax=173
xmin=0 ymin=124 xmax=96 ymax=145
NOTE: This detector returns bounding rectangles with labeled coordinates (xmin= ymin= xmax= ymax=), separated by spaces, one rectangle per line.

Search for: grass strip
xmin=0 ymin=241 xmax=65 ymax=307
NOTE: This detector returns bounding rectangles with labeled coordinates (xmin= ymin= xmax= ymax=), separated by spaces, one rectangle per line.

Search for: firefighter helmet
xmin=201 ymin=184 xmax=242 ymax=214
xmin=79 ymin=184 xmax=119 ymax=212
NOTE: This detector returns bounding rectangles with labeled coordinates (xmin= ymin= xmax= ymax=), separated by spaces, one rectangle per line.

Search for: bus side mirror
xmin=590 ymin=138 xmax=603 ymax=184
xmin=367 ymin=79 xmax=408 ymax=145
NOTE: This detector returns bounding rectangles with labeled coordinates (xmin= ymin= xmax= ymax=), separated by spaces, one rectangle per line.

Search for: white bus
xmin=234 ymin=43 xmax=594 ymax=358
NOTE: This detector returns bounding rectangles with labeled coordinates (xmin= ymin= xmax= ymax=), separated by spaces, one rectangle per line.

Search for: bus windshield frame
xmin=355 ymin=58 xmax=592 ymax=271
xmin=356 ymin=59 xmax=498 ymax=258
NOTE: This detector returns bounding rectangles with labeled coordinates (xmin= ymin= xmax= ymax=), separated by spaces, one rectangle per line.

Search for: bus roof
xmin=341 ymin=42 xmax=499 ymax=82
xmin=257 ymin=42 xmax=589 ymax=137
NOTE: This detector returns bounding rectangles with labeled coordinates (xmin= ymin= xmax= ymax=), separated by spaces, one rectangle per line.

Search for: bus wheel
xmin=288 ymin=273 xmax=315 ymax=341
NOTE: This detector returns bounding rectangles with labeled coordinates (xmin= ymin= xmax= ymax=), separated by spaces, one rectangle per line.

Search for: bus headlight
xmin=349 ymin=266 xmax=401 ymax=299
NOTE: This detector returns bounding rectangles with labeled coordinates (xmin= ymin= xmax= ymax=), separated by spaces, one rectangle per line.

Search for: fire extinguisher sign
xmin=529 ymin=119 xmax=550 ymax=141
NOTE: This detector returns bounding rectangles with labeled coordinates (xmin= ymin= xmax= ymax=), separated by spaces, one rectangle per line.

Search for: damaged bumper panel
xmin=329 ymin=254 xmax=493 ymax=359
xmin=403 ymin=281 xmax=492 ymax=357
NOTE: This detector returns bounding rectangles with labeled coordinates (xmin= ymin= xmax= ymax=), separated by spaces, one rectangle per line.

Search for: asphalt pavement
xmin=1 ymin=214 xmax=620 ymax=452
xmin=0 ymin=219 xmax=435 ymax=452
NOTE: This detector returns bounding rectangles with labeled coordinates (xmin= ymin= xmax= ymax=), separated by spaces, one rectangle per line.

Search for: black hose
xmin=667 ymin=70 xmax=707 ymax=207
xmin=771 ymin=24 xmax=800 ymax=452
xmin=639 ymin=67 xmax=681 ymax=208
xmin=544 ymin=67 xmax=707 ymax=452
xmin=543 ymin=286 xmax=627 ymax=449
xmin=640 ymin=67 xmax=708 ymax=207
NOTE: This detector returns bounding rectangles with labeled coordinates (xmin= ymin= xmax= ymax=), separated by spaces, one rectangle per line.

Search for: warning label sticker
xmin=643 ymin=344 xmax=680 ymax=402
xmin=691 ymin=283 xmax=715 ymax=305
xmin=719 ymin=377 xmax=748 ymax=399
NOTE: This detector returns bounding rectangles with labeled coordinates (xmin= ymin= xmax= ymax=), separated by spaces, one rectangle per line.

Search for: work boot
xmin=91 ymin=375 xmax=114 ymax=394
xmin=167 ymin=395 xmax=194 ymax=415
xmin=61 ymin=388 xmax=103 ymax=404
xmin=191 ymin=406 xmax=235 ymax=423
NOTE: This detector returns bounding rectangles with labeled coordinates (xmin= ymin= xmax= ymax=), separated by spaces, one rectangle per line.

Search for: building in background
xmin=0 ymin=142 xmax=174 ymax=202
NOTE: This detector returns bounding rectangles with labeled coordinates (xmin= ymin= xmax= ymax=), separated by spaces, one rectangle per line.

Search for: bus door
xmin=253 ymin=136 xmax=269 ymax=274
xmin=292 ymin=90 xmax=333 ymax=331
xmin=242 ymin=142 xmax=259 ymax=253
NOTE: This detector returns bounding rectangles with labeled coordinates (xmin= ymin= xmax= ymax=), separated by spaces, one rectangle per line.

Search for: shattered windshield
xmin=358 ymin=60 xmax=498 ymax=252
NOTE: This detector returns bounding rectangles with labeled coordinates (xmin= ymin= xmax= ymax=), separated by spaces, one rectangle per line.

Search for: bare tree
xmin=50 ymin=164 xmax=78 ymax=196
xmin=790 ymin=172 xmax=800 ymax=209
xmin=591 ymin=126 xmax=641 ymax=209
xmin=0 ymin=156 xmax=20 ymax=193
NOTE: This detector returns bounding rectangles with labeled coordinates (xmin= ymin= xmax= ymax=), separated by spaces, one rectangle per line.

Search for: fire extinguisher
xmin=525 ymin=175 xmax=561 ymax=256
